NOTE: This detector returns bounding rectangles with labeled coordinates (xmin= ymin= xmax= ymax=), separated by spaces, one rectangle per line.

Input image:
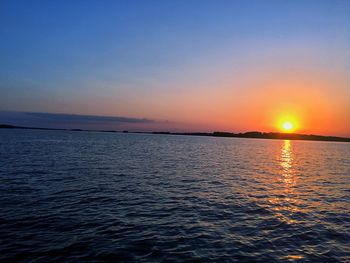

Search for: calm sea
xmin=0 ymin=129 xmax=349 ymax=262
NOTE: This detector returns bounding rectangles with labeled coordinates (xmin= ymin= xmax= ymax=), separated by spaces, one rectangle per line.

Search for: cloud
xmin=0 ymin=111 xmax=155 ymax=130
xmin=24 ymin=112 xmax=154 ymax=124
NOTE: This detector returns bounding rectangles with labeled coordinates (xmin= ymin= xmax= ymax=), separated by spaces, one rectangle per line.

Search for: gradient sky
xmin=1 ymin=0 xmax=349 ymax=135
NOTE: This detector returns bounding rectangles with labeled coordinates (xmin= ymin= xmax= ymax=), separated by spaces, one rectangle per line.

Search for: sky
xmin=0 ymin=0 xmax=349 ymax=136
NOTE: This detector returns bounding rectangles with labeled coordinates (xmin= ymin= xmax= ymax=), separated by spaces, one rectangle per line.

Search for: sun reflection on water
xmin=272 ymin=140 xmax=304 ymax=260
xmin=268 ymin=140 xmax=301 ymax=224
xmin=280 ymin=140 xmax=295 ymax=186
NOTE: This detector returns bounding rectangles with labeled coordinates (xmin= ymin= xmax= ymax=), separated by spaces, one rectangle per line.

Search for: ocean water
xmin=0 ymin=129 xmax=349 ymax=262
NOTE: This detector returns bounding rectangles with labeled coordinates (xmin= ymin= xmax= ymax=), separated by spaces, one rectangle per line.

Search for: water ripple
xmin=0 ymin=130 xmax=349 ymax=262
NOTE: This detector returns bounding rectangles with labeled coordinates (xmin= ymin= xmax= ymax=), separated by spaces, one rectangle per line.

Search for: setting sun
xmin=277 ymin=117 xmax=298 ymax=133
xmin=282 ymin=121 xmax=293 ymax=131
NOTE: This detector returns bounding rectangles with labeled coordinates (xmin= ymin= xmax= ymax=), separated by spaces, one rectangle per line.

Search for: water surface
xmin=0 ymin=129 xmax=349 ymax=262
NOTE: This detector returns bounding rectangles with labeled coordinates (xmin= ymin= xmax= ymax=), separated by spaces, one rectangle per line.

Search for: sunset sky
xmin=1 ymin=1 xmax=349 ymax=136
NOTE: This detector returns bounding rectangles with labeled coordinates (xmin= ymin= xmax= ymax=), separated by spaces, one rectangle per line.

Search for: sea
xmin=0 ymin=129 xmax=349 ymax=262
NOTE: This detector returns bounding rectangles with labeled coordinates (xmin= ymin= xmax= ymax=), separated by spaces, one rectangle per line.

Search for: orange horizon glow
xmin=9 ymin=49 xmax=347 ymax=137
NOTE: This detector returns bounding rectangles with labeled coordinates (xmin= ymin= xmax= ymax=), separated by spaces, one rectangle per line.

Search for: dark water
xmin=0 ymin=129 xmax=349 ymax=262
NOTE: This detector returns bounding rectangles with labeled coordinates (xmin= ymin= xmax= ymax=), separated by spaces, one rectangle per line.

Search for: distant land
xmin=1 ymin=124 xmax=350 ymax=143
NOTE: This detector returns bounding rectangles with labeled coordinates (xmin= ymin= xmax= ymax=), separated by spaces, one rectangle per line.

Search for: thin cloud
xmin=24 ymin=112 xmax=154 ymax=124
xmin=0 ymin=111 xmax=155 ymax=130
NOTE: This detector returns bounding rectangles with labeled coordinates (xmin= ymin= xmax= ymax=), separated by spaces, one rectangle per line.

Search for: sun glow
xmin=277 ymin=117 xmax=298 ymax=133
xmin=282 ymin=121 xmax=293 ymax=131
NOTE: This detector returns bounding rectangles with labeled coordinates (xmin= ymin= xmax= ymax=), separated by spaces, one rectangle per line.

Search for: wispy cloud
xmin=0 ymin=111 xmax=155 ymax=130
xmin=24 ymin=112 xmax=154 ymax=124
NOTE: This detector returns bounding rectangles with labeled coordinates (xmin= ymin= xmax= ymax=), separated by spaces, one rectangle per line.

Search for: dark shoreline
xmin=1 ymin=124 xmax=349 ymax=143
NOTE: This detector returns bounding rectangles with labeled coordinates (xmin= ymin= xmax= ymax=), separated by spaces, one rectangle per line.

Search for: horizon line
xmin=1 ymin=124 xmax=349 ymax=143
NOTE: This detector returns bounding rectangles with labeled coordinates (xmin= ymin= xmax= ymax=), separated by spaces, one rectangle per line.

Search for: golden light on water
xmin=280 ymin=140 xmax=293 ymax=179
xmin=282 ymin=255 xmax=304 ymax=260
xmin=269 ymin=140 xmax=301 ymax=224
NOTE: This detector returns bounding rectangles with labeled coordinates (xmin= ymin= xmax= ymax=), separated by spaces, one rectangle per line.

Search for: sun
xmin=282 ymin=121 xmax=293 ymax=131
xmin=277 ymin=117 xmax=298 ymax=133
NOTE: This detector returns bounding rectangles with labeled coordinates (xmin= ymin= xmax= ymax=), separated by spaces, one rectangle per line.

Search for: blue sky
xmin=0 ymin=1 xmax=349 ymax=134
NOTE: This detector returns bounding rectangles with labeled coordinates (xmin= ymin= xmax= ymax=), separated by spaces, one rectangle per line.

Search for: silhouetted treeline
xmin=1 ymin=124 xmax=349 ymax=142
xmin=153 ymin=131 xmax=350 ymax=142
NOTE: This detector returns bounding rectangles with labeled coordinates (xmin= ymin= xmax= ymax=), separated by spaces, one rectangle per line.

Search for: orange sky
xmin=111 ymin=53 xmax=350 ymax=137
